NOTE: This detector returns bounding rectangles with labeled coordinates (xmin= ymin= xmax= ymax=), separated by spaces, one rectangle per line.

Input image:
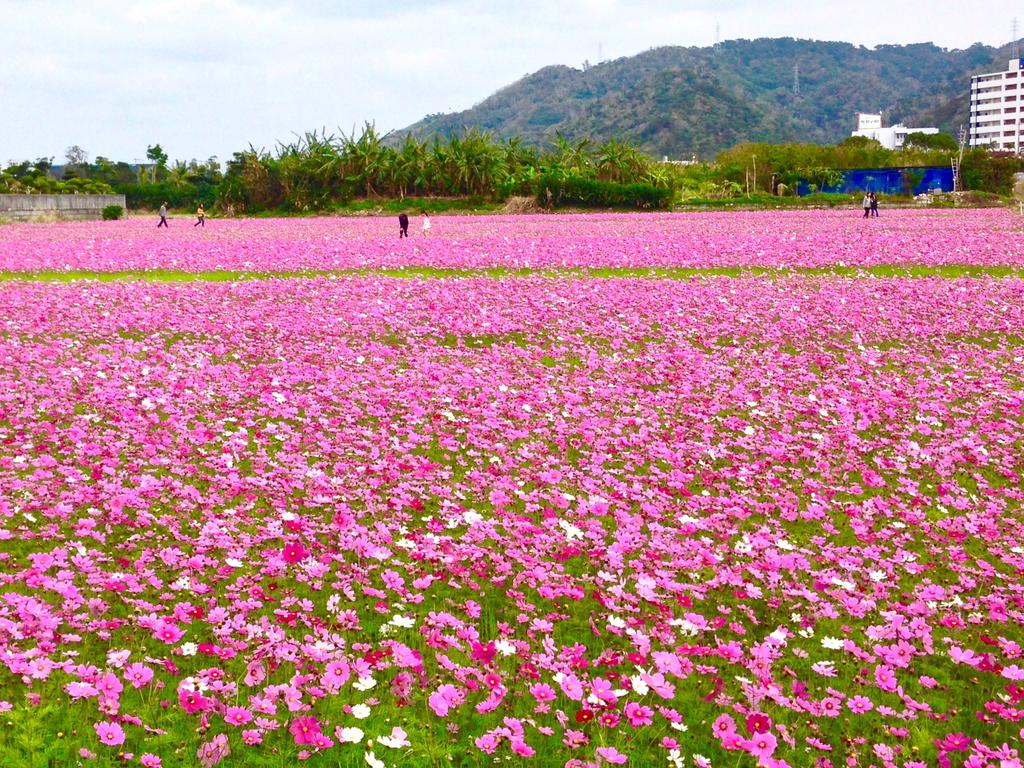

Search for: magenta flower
xmin=746 ymin=731 xmax=777 ymax=759
xmin=428 ymin=684 xmax=464 ymax=717
xmin=93 ymin=721 xmax=125 ymax=747
xmin=847 ymin=695 xmax=874 ymax=714
xmin=282 ymin=541 xmax=309 ymax=564
xmin=745 ymin=713 xmax=771 ymax=734
xmin=124 ymin=663 xmax=154 ymax=689
xmin=224 ymin=706 xmax=253 ymax=726
xmin=596 ymin=746 xmax=628 ymax=764
xmin=289 ymin=716 xmax=324 ymax=746
xmin=712 ymin=713 xmax=737 ymax=738
xmin=624 ymin=701 xmax=653 ymax=727
xmin=152 ymin=621 xmax=185 ymax=644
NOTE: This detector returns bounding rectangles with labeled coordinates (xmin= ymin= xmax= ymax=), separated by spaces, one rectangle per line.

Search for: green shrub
xmin=535 ymin=173 xmax=671 ymax=210
xmin=101 ymin=205 xmax=123 ymax=221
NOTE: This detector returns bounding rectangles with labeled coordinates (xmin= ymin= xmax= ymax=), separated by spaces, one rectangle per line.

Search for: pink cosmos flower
xmin=241 ymin=730 xmax=263 ymax=746
xmin=746 ymin=731 xmax=778 ymax=759
xmin=289 ymin=716 xmax=324 ymax=746
xmin=94 ymin=721 xmax=125 ymax=747
xmin=179 ymin=690 xmax=213 ymax=714
xmin=596 ymin=746 xmax=628 ymax=764
xmin=590 ymin=677 xmax=617 ymax=705
xmin=428 ymin=684 xmax=464 ymax=717
xmin=152 ymin=622 xmax=185 ymax=644
xmin=560 ymin=673 xmax=584 ymax=701
xmin=713 ymin=713 xmax=737 ymax=738
xmin=598 ymin=711 xmax=620 ymax=727
xmin=745 ymin=713 xmax=771 ymax=734
xmin=529 ymin=682 xmax=556 ymax=703
xmin=819 ymin=697 xmax=841 ymax=718
xmin=624 ymin=701 xmax=653 ymax=727
xmin=140 ymin=755 xmax=162 ymax=768
xmin=282 ymin=541 xmax=309 ymax=564
xmin=225 ymin=706 xmax=253 ymax=726
xmin=197 ymin=733 xmax=230 ymax=768
xmin=483 ymin=672 xmax=503 ymax=690
xmin=563 ymin=729 xmax=589 ymax=748
xmin=65 ymin=682 xmax=99 ymax=700
xmin=511 ymin=740 xmax=535 ymax=757
xmin=874 ymin=665 xmax=898 ymax=692
xmin=475 ymin=733 xmax=499 ymax=754
xmin=124 ymin=663 xmax=154 ymax=689
xmin=847 ymin=695 xmax=874 ymax=714
xmin=96 ymin=672 xmax=123 ymax=698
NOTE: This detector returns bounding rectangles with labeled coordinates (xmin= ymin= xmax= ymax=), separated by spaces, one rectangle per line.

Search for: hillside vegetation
xmin=399 ymin=38 xmax=1010 ymax=157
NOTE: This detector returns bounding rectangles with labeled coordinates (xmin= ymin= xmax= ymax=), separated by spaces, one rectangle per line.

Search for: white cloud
xmin=1 ymin=0 xmax=1019 ymax=163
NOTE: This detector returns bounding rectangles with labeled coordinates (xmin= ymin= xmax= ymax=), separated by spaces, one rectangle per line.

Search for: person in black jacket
xmin=398 ymin=212 xmax=409 ymax=238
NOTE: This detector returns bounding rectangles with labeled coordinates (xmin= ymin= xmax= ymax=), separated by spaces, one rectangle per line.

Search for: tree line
xmin=2 ymin=127 xmax=1020 ymax=212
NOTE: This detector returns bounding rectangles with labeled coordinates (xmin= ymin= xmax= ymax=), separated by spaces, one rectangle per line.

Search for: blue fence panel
xmin=796 ymin=167 xmax=953 ymax=196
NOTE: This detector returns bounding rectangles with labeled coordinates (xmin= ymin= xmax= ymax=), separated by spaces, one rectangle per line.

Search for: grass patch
xmin=2 ymin=264 xmax=1024 ymax=282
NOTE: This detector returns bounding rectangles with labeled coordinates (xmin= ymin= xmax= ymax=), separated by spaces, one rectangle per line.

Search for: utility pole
xmin=952 ymin=125 xmax=967 ymax=192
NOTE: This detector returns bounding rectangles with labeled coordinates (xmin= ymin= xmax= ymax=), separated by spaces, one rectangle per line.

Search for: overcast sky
xmin=2 ymin=0 xmax=1021 ymax=166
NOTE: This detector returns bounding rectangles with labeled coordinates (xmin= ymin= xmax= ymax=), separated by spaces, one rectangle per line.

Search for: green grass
xmin=2 ymin=264 xmax=1024 ymax=282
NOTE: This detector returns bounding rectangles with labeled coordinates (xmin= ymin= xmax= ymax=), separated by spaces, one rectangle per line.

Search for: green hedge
xmin=118 ymin=180 xmax=217 ymax=211
xmin=534 ymin=174 xmax=672 ymax=210
xmin=101 ymin=205 xmax=123 ymax=221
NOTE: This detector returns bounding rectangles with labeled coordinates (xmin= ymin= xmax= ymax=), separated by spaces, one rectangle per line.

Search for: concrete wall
xmin=0 ymin=194 xmax=127 ymax=221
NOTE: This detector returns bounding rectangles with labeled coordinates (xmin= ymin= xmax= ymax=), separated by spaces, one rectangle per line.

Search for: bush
xmin=101 ymin=205 xmax=123 ymax=221
xmin=535 ymin=173 xmax=672 ymax=210
xmin=119 ymin=180 xmax=217 ymax=211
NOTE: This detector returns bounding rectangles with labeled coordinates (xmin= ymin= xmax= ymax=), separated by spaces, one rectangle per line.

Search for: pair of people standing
xmin=398 ymin=212 xmax=431 ymax=238
xmin=862 ymin=192 xmax=879 ymax=218
xmin=156 ymin=203 xmax=206 ymax=227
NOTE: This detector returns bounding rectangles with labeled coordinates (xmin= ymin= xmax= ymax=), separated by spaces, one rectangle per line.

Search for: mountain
xmin=398 ymin=38 xmax=1014 ymax=158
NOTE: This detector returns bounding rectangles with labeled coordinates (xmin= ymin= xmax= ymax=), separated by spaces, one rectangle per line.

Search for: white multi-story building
xmin=851 ymin=113 xmax=939 ymax=150
xmin=969 ymin=59 xmax=1024 ymax=152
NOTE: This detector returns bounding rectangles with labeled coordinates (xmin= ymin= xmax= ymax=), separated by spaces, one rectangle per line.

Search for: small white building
xmin=851 ymin=113 xmax=939 ymax=150
xmin=969 ymin=59 xmax=1024 ymax=152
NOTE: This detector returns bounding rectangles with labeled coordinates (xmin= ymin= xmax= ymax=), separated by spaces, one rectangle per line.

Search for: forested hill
xmin=398 ymin=38 xmax=1015 ymax=158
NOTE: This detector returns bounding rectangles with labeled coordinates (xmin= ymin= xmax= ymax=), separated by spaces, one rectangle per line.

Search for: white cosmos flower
xmin=365 ymin=751 xmax=385 ymax=768
xmin=353 ymin=676 xmax=376 ymax=691
xmin=338 ymin=727 xmax=364 ymax=743
xmin=351 ymin=704 xmax=371 ymax=719
xmin=377 ymin=727 xmax=410 ymax=749
xmin=494 ymin=639 xmax=516 ymax=656
xmin=630 ymin=675 xmax=649 ymax=695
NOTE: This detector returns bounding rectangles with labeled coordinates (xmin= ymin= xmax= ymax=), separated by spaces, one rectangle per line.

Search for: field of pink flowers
xmin=2 ymin=209 xmax=1024 ymax=272
xmin=1 ymin=213 xmax=1023 ymax=768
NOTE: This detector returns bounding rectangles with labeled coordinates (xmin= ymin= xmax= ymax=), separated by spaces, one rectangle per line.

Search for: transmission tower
xmin=1014 ymin=18 xmax=1020 ymax=61
xmin=793 ymin=63 xmax=801 ymax=97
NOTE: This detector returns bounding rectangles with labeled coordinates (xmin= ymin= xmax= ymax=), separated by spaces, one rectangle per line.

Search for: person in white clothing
xmin=421 ymin=212 xmax=431 ymax=236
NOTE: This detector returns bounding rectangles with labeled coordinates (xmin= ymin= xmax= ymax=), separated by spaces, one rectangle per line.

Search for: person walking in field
xmin=862 ymin=193 xmax=871 ymax=218
xmin=398 ymin=212 xmax=409 ymax=238
xmin=421 ymin=212 xmax=431 ymax=236
xmin=869 ymin=192 xmax=879 ymax=217
xmin=158 ymin=201 xmax=169 ymax=228
xmin=194 ymin=204 xmax=206 ymax=227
